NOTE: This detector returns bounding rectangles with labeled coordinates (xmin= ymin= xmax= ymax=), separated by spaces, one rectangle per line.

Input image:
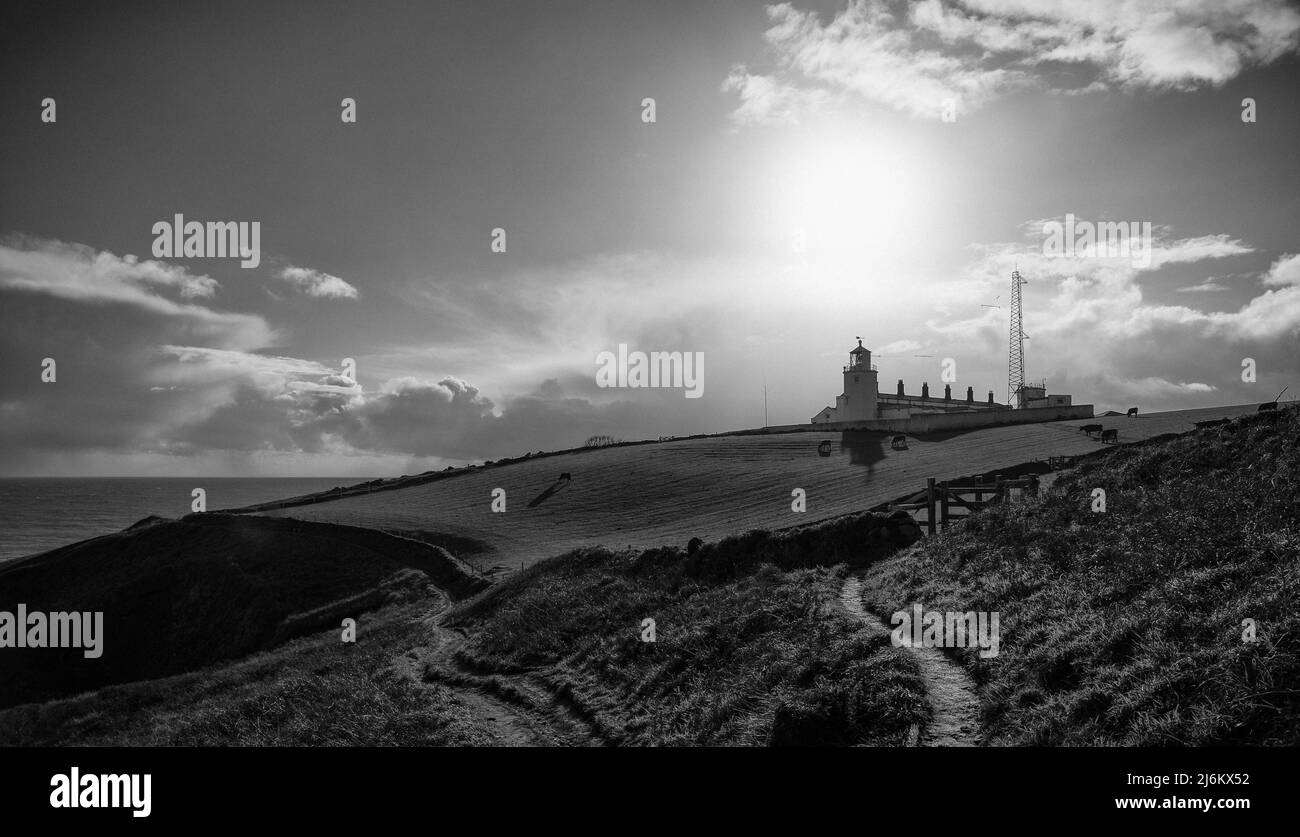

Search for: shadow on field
xmin=839 ymin=431 xmax=886 ymax=472
xmin=526 ymin=476 xmax=571 ymax=508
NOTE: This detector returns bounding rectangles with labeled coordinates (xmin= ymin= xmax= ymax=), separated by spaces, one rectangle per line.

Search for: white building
xmin=811 ymin=339 xmax=878 ymax=423
xmin=1015 ymin=382 xmax=1073 ymax=410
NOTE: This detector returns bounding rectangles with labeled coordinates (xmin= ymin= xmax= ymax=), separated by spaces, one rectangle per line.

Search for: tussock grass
xmin=449 ymin=513 xmax=928 ymax=746
xmin=0 ymin=598 xmax=491 ymax=746
xmin=864 ymin=408 xmax=1300 ymax=745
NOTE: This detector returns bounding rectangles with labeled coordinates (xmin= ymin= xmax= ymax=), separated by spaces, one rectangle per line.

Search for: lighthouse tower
xmin=839 ymin=338 xmax=879 ymax=421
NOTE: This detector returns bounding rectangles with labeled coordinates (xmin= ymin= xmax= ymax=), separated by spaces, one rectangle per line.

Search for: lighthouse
xmin=809 ymin=338 xmax=880 ymax=424
xmin=840 ymin=338 xmax=879 ymax=421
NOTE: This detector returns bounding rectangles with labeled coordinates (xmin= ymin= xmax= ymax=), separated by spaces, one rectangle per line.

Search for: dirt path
xmin=391 ymin=605 xmax=606 ymax=747
xmin=840 ymin=573 xmax=981 ymax=747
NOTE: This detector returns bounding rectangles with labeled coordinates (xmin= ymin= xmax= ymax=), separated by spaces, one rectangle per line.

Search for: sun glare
xmin=766 ymin=130 xmax=932 ymax=268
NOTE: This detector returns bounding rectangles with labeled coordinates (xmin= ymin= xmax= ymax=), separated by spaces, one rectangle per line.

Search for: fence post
xmin=939 ymin=483 xmax=950 ymax=529
xmin=926 ymin=478 xmax=936 ymax=536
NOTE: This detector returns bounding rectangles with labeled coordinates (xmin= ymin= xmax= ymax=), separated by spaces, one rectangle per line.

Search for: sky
xmin=2 ymin=0 xmax=1299 ymax=477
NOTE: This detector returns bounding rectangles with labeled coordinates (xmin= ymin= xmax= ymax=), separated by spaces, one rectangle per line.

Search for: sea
xmin=0 ymin=477 xmax=364 ymax=563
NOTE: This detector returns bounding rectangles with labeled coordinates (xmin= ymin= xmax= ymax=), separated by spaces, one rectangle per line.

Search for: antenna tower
xmin=1008 ymin=269 xmax=1027 ymax=406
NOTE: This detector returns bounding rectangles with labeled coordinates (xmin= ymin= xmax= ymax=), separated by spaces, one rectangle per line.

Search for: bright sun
xmin=766 ymin=129 xmax=932 ymax=267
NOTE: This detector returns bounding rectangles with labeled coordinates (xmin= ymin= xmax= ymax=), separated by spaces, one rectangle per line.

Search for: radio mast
xmin=1008 ymin=269 xmax=1027 ymax=407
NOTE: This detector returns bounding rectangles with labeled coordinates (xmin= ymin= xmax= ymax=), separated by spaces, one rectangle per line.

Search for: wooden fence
xmin=887 ymin=474 xmax=1040 ymax=535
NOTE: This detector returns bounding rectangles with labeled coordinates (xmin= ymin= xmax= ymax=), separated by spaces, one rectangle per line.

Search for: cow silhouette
xmin=817 ymin=440 xmax=832 ymax=457
xmin=1081 ymin=424 xmax=1103 ymax=436
xmin=1126 ymin=407 xmax=1138 ymax=417
xmin=1101 ymin=429 xmax=1118 ymax=443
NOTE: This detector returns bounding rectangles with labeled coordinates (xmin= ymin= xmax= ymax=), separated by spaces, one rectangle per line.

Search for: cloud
xmin=0 ymin=236 xmax=220 ymax=300
xmin=6 ymin=331 xmax=662 ymax=462
xmin=945 ymin=225 xmax=1299 ymax=410
xmin=278 ymin=266 xmax=359 ymax=299
xmin=0 ymin=238 xmax=286 ymax=469
xmin=1097 ymin=375 xmax=1217 ymax=399
xmin=0 ymin=240 xmax=772 ymax=472
xmin=1176 ymin=280 xmax=1228 ymax=293
xmin=879 ymin=338 xmax=925 ymax=354
xmin=721 ymin=65 xmax=838 ymax=126
xmin=134 ymin=357 xmax=657 ymax=461
xmin=1261 ymin=253 xmax=1300 ymax=287
xmin=1147 ymin=234 xmax=1255 ymax=269
xmin=0 ymin=235 xmax=272 ymax=350
xmin=726 ymin=0 xmax=1300 ymax=123
xmin=334 ymin=376 xmax=662 ymax=460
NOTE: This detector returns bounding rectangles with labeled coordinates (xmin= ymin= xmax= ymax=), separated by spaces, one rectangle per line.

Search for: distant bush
xmin=583 ymin=435 xmax=622 ymax=448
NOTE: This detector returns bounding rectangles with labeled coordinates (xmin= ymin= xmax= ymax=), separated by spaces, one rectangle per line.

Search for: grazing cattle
xmin=817 ymin=440 xmax=832 ymax=456
xmin=1259 ymin=402 xmax=1278 ymax=412
xmin=1127 ymin=407 xmax=1139 ymax=417
xmin=559 ymin=472 xmax=571 ymax=481
xmin=1080 ymin=423 xmax=1103 ymax=436
xmin=1101 ymin=429 xmax=1118 ymax=443
xmin=686 ymin=536 xmax=703 ymax=557
xmin=890 ymin=434 xmax=909 ymax=450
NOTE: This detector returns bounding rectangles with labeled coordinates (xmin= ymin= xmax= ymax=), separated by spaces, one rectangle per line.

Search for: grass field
xmin=254 ymin=405 xmax=1265 ymax=573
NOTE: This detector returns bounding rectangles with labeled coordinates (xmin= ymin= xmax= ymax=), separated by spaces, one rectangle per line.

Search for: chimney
xmin=921 ymin=382 xmax=929 ymax=400
xmin=897 ymin=379 xmax=905 ymax=397
xmin=988 ymin=390 xmax=995 ymax=405
xmin=966 ymin=386 xmax=974 ymax=403
xmin=944 ymin=384 xmax=952 ymax=401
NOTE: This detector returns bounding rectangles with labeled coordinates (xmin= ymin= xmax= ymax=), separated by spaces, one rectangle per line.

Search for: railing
xmin=843 ymin=364 xmax=879 ymax=372
xmin=886 ymin=474 xmax=1040 ymax=535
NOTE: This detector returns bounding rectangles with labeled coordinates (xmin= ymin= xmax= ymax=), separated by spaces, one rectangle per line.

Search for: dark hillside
xmin=863 ymin=407 xmax=1300 ymax=745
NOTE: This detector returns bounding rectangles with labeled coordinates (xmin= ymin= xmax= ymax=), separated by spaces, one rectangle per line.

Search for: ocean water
xmin=0 ymin=477 xmax=364 ymax=563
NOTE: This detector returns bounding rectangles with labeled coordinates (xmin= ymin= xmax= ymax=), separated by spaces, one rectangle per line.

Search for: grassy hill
xmin=3 ymin=511 xmax=930 ymax=747
xmin=3 ymin=402 xmax=1290 ymax=746
xmin=438 ymin=511 xmax=929 ymax=745
xmin=0 ymin=514 xmax=483 ymax=710
xmin=860 ymin=406 xmax=1300 ymax=745
xmin=0 ymin=591 xmax=494 ymax=746
xmin=249 ymin=405 xmax=1264 ymax=574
